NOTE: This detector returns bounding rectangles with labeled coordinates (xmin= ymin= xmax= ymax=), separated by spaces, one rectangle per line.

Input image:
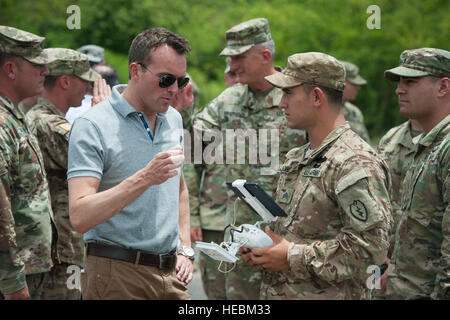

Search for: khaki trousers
xmin=81 ymin=255 xmax=190 ymax=300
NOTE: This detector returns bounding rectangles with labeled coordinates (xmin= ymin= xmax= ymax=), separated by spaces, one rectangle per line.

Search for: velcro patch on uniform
xmin=335 ymin=168 xmax=369 ymax=194
xmin=57 ymin=122 xmax=71 ymax=132
xmin=277 ymin=188 xmax=294 ymax=204
xmin=336 ymin=171 xmax=384 ymax=232
xmin=349 ymin=200 xmax=368 ymax=222
xmin=302 ymin=168 xmax=323 ymax=178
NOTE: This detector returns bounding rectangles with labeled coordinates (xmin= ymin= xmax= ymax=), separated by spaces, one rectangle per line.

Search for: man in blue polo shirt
xmin=67 ymin=28 xmax=194 ymax=300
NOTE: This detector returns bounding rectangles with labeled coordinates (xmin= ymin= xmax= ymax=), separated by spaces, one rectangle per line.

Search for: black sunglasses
xmin=138 ymin=63 xmax=189 ymax=89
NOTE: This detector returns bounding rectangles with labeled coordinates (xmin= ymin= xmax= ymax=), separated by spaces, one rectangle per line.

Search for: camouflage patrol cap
xmin=0 ymin=25 xmax=53 ymax=64
xmin=385 ymin=48 xmax=450 ymax=81
xmin=340 ymin=61 xmax=367 ymax=85
xmin=76 ymin=44 xmax=104 ymax=64
xmin=220 ymin=18 xmax=272 ymax=56
xmin=265 ymin=52 xmax=346 ymax=91
xmin=45 ymin=48 xmax=100 ymax=82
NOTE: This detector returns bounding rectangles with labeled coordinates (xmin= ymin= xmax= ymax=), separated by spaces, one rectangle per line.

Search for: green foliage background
xmin=1 ymin=0 xmax=449 ymax=141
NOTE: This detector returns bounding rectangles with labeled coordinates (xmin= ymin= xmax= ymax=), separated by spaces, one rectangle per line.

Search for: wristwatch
xmin=177 ymin=246 xmax=195 ymax=260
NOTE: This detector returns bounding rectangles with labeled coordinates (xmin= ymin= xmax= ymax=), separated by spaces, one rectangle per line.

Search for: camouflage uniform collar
xmin=246 ymin=85 xmax=277 ymax=110
xmin=0 ymin=93 xmax=24 ymax=120
xmin=35 ymin=97 xmax=65 ymax=117
xmin=417 ymin=114 xmax=450 ymax=148
xmin=249 ymin=85 xmax=274 ymax=98
xmin=398 ymin=120 xmax=419 ymax=150
xmin=303 ymin=123 xmax=351 ymax=163
xmin=0 ymin=93 xmax=14 ymax=110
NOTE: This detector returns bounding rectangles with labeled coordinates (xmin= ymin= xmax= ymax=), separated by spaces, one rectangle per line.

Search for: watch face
xmin=183 ymin=246 xmax=195 ymax=257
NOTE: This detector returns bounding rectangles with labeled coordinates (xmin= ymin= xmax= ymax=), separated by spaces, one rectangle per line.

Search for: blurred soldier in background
xmin=375 ymin=116 xmax=423 ymax=298
xmin=192 ymin=18 xmax=308 ymax=300
xmin=340 ymin=61 xmax=371 ymax=143
xmin=93 ymin=64 xmax=119 ymax=88
xmin=66 ymin=44 xmax=107 ymax=123
xmin=25 ymin=48 xmax=102 ymax=299
xmin=77 ymin=44 xmax=106 ymax=67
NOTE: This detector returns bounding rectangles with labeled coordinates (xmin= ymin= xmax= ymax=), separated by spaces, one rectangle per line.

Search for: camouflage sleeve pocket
xmin=55 ymin=121 xmax=71 ymax=139
xmin=335 ymin=168 xmax=384 ymax=232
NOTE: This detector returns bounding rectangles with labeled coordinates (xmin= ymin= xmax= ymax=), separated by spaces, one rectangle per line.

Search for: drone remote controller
xmin=195 ymin=179 xmax=285 ymax=270
xmin=233 ymin=224 xmax=273 ymax=248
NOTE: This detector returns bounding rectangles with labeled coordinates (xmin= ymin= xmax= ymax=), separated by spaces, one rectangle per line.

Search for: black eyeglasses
xmin=138 ymin=63 xmax=189 ymax=89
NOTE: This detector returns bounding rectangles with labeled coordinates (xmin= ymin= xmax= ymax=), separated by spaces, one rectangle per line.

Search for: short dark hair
xmin=44 ymin=75 xmax=59 ymax=88
xmin=128 ymin=28 xmax=190 ymax=66
xmin=94 ymin=64 xmax=120 ymax=87
xmin=0 ymin=52 xmax=21 ymax=68
xmin=303 ymin=83 xmax=343 ymax=107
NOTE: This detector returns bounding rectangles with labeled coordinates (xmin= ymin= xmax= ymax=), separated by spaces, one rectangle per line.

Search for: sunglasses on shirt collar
xmin=138 ymin=62 xmax=190 ymax=89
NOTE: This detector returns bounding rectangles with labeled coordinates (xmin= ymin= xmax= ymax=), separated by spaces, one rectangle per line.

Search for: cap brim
xmin=264 ymin=72 xmax=303 ymax=88
xmin=86 ymin=54 xmax=102 ymax=64
xmin=22 ymin=48 xmax=55 ymax=65
xmin=78 ymin=68 xmax=101 ymax=82
xmin=219 ymin=44 xmax=253 ymax=56
xmin=348 ymin=75 xmax=367 ymax=86
xmin=384 ymin=66 xmax=429 ymax=81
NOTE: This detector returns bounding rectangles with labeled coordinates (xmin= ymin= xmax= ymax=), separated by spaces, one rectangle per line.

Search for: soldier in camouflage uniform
xmin=377 ymin=119 xmax=423 ymax=256
xmin=384 ymin=48 xmax=450 ymax=299
xmin=340 ymin=61 xmax=371 ymax=143
xmin=167 ymin=72 xmax=201 ymax=222
xmin=241 ymin=52 xmax=393 ymax=299
xmin=0 ymin=25 xmax=56 ymax=300
xmin=174 ymin=73 xmax=199 ymax=131
xmin=18 ymin=95 xmax=40 ymax=114
xmin=25 ymin=48 xmax=101 ymax=299
xmin=170 ymin=74 xmax=204 ymax=250
xmin=192 ymin=18 xmax=308 ymax=299
xmin=372 ymin=119 xmax=423 ymax=299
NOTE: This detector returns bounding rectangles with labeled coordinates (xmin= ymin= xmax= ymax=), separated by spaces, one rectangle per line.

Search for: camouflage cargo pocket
xmin=407 ymin=209 xmax=432 ymax=228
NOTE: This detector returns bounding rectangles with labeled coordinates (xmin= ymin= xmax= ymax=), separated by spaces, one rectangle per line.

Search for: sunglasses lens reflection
xmin=159 ymin=75 xmax=176 ymax=88
xmin=178 ymin=77 xmax=189 ymax=89
xmin=159 ymin=75 xmax=189 ymax=89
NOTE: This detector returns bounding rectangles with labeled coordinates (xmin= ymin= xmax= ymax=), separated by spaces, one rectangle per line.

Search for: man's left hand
xmin=176 ymin=254 xmax=194 ymax=285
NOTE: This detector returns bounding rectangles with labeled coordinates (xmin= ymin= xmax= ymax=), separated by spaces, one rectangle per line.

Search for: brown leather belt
xmin=87 ymin=243 xmax=177 ymax=269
